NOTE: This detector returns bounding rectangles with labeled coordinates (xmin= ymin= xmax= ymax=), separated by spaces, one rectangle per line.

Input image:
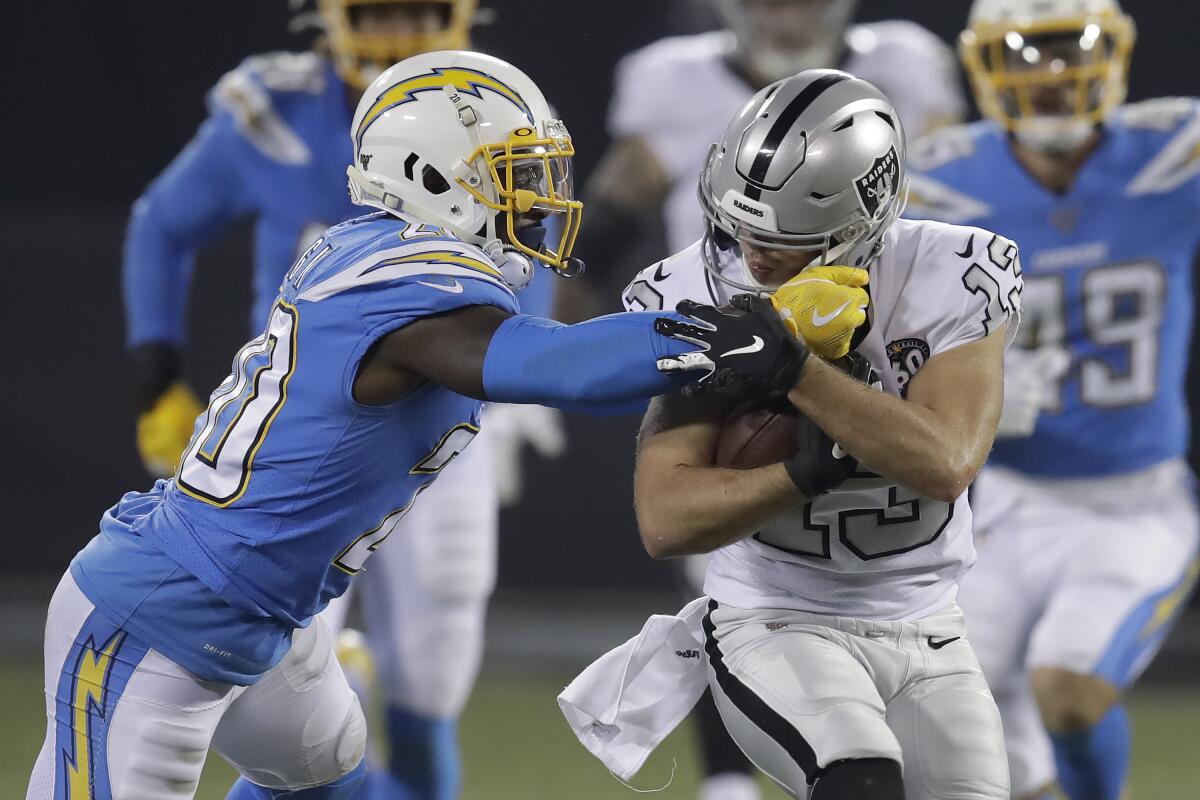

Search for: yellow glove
xmin=136 ymin=381 xmax=203 ymax=477
xmin=771 ymin=265 xmax=869 ymax=360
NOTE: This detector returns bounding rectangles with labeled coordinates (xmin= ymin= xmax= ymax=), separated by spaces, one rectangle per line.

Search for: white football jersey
xmin=609 ymin=23 xmax=966 ymax=253
xmin=622 ymin=219 xmax=1022 ymax=620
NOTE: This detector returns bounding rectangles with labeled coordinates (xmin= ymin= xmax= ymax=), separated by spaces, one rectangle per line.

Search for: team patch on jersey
xmin=854 ymin=146 xmax=900 ymax=219
xmin=886 ymin=337 xmax=930 ymax=397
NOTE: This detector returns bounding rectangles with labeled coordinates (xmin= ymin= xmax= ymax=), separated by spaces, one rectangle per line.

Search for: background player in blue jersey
xmin=27 ymin=51 xmax=802 ymax=800
xmin=907 ymin=1 xmax=1200 ymax=798
xmin=121 ymin=3 xmax=563 ymax=798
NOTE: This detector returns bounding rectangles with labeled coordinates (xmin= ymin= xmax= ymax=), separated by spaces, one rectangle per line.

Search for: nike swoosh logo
xmin=720 ymin=336 xmax=765 ymax=358
xmin=654 ymin=263 xmax=671 ymax=282
xmin=417 ymin=279 xmax=464 ymax=294
xmin=811 ymin=299 xmax=852 ymax=327
xmin=927 ymin=636 xmax=961 ymax=650
xmin=956 ymin=234 xmax=975 ymax=259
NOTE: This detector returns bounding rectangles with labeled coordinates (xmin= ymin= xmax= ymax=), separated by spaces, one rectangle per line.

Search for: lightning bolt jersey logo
xmin=356 ymin=67 xmax=532 ymax=148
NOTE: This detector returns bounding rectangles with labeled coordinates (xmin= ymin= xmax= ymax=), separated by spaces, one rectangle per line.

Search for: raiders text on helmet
xmin=698 ymin=69 xmax=908 ymax=292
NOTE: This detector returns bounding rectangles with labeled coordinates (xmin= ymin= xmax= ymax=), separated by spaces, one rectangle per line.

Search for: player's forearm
xmin=787 ymin=359 xmax=979 ymax=502
xmin=634 ymin=462 xmax=800 ymax=558
xmin=481 ymin=311 xmax=695 ymax=410
xmin=123 ymin=202 xmax=197 ymax=348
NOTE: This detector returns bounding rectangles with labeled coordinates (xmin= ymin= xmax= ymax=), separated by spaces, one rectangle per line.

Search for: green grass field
xmin=3 ymin=660 xmax=1197 ymax=799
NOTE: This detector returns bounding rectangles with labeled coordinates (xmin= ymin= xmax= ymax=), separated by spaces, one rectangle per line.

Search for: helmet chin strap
xmin=1013 ymin=117 xmax=1097 ymax=156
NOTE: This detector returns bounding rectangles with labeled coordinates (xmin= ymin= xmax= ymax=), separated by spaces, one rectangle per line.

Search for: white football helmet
xmin=347 ymin=50 xmax=583 ymax=280
xmin=960 ymin=0 xmax=1136 ymax=153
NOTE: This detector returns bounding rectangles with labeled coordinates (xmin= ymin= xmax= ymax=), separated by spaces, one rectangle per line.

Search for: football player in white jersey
xmin=626 ymin=70 xmax=1022 ymax=799
xmin=905 ymin=2 xmax=1200 ymax=798
xmin=576 ymin=7 xmax=967 ymax=797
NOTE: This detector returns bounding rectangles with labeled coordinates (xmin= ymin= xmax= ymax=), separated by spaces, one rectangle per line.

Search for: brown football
xmin=715 ymin=402 xmax=799 ymax=469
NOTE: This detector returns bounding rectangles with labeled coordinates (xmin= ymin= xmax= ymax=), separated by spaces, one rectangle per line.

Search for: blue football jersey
xmin=76 ymin=212 xmax=519 ymax=682
xmin=122 ymin=51 xmax=555 ymax=346
xmin=907 ymin=99 xmax=1200 ymax=478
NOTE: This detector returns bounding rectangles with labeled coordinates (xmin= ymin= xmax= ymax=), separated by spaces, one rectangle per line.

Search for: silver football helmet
xmin=698 ymin=69 xmax=908 ymax=292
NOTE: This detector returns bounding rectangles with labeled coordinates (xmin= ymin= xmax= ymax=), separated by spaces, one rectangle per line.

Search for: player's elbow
xmin=922 ymin=455 xmax=977 ymax=503
xmin=635 ymin=504 xmax=680 ymax=559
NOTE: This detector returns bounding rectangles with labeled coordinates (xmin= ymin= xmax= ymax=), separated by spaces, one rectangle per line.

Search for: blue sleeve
xmin=122 ymin=112 xmax=254 ymax=347
xmin=481 ymin=311 xmax=696 ymax=411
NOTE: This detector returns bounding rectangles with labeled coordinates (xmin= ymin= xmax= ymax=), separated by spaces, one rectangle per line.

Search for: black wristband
xmin=129 ymin=342 xmax=182 ymax=412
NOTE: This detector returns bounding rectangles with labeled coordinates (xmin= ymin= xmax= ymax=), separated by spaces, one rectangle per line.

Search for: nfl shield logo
xmin=854 ymin=147 xmax=900 ymax=220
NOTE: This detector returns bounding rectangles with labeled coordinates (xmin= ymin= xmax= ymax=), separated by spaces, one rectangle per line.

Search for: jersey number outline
xmin=177 ymin=302 xmax=300 ymax=507
xmin=332 ymin=422 xmax=479 ymax=574
xmin=754 ymin=476 xmax=954 ymax=561
xmin=1018 ymin=260 xmax=1165 ymax=409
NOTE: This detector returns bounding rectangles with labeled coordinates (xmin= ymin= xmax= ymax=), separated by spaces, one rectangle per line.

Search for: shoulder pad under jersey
xmin=896 ymin=218 xmax=1022 ymax=353
xmin=207 ymin=52 xmax=328 ymax=165
xmin=1119 ymin=98 xmax=1200 ymax=196
xmin=287 ymin=216 xmax=511 ymax=303
xmin=621 ymin=241 xmax=730 ymax=313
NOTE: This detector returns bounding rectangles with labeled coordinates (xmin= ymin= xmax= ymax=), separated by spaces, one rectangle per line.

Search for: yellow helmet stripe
xmin=356 ymin=67 xmax=532 ymax=147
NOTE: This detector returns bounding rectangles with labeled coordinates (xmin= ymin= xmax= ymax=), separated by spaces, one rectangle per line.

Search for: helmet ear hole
xmin=422 ymin=165 xmax=451 ymax=195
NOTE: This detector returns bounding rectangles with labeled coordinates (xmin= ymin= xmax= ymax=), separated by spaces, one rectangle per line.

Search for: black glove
xmin=784 ymin=351 xmax=877 ymax=496
xmin=785 ymin=412 xmax=857 ymax=497
xmin=130 ymin=342 xmax=182 ymax=412
xmin=654 ymin=294 xmax=809 ymax=399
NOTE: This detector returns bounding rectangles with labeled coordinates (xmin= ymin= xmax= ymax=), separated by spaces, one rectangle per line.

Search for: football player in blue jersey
xmin=906 ymin=1 xmax=1200 ymax=798
xmin=28 ymin=51 xmax=806 ymax=800
xmin=121 ymin=3 xmax=565 ymax=798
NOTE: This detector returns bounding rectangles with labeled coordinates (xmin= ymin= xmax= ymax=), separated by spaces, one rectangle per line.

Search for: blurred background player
xmin=121 ymin=3 xmax=563 ymax=798
xmin=570 ymin=3 xmax=965 ymax=799
xmin=557 ymin=0 xmax=966 ymax=323
xmin=907 ymin=1 xmax=1200 ymax=798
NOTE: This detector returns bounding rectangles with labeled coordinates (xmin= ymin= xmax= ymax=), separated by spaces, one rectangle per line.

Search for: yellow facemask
xmin=319 ymin=0 xmax=477 ymax=90
xmin=459 ymin=124 xmax=584 ymax=274
xmin=960 ymin=8 xmax=1135 ymax=131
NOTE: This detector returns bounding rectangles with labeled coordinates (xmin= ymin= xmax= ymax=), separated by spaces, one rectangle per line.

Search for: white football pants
xmin=704 ymin=601 xmax=1009 ymax=800
xmin=959 ymin=461 xmax=1200 ymax=795
xmin=27 ymin=572 xmax=366 ymax=800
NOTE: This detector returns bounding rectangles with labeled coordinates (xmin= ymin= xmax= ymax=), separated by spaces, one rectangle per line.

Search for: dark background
xmin=3 ymin=0 xmax=1198 ymax=590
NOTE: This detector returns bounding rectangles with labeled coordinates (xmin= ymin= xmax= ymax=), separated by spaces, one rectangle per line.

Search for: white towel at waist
xmin=558 ymin=596 xmax=710 ymax=781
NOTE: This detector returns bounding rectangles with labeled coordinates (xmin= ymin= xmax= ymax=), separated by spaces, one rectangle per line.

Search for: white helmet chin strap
xmin=1013 ymin=116 xmax=1096 ymax=155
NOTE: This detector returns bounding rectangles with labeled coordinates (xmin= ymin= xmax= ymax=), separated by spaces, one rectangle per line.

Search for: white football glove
xmin=997 ymin=347 xmax=1070 ymax=439
xmin=485 ymin=404 xmax=568 ymax=506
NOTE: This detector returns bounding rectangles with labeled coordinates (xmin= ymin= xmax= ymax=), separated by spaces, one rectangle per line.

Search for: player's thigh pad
xmin=703 ymin=603 xmax=902 ymax=794
xmin=358 ymin=429 xmax=498 ymax=716
xmin=29 ymin=572 xmax=236 ymax=800
xmin=987 ymin=683 xmax=1055 ymax=797
xmin=211 ymin=617 xmax=366 ymax=790
xmin=1028 ymin=490 xmax=1199 ymax=686
xmin=886 ymin=621 xmax=1008 ymax=800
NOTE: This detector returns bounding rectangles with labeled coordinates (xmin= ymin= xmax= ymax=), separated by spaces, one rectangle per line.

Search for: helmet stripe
xmin=356 ymin=67 xmax=532 ymax=148
xmin=744 ymin=72 xmax=850 ymax=197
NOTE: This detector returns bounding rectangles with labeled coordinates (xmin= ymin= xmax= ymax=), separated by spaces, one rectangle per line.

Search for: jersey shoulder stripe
xmin=206 ymin=52 xmax=330 ymax=165
xmin=296 ymin=244 xmax=509 ymax=303
xmin=1120 ymin=98 xmax=1200 ymax=196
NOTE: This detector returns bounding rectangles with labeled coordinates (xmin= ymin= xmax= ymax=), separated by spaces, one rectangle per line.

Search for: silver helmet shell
xmin=698 ymin=69 xmax=908 ymax=292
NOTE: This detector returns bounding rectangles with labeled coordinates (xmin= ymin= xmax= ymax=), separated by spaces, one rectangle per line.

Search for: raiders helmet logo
xmin=854 ymin=146 xmax=900 ymax=220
